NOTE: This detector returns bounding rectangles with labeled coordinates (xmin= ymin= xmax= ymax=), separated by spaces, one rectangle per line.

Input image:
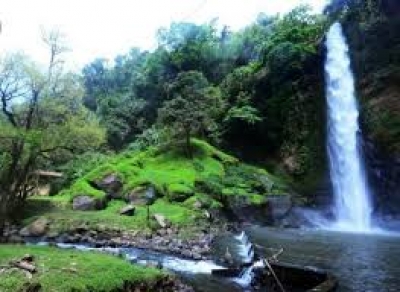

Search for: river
xmin=42 ymin=226 xmax=400 ymax=291
xmin=247 ymin=226 xmax=400 ymax=292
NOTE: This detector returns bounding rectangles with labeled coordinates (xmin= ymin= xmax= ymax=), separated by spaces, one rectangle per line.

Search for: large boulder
xmin=167 ymin=184 xmax=194 ymax=202
xmin=19 ymin=217 xmax=49 ymax=237
xmin=223 ymin=194 xmax=292 ymax=224
xmin=93 ymin=174 xmax=123 ymax=199
xmin=72 ymin=195 xmax=106 ymax=211
xmin=119 ymin=204 xmax=135 ymax=216
xmin=127 ymin=185 xmax=156 ymax=205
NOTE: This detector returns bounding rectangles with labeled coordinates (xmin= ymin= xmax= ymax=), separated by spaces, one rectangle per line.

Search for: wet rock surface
xmin=121 ymin=276 xmax=194 ymax=292
xmin=364 ymin=139 xmax=400 ymax=216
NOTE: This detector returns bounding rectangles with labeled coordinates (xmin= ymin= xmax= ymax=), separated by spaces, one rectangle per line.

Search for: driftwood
xmin=10 ymin=260 xmax=37 ymax=273
xmin=0 ymin=255 xmax=37 ymax=279
xmin=263 ymin=256 xmax=286 ymax=292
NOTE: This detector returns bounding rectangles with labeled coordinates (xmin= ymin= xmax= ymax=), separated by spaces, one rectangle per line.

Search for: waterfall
xmin=234 ymin=231 xmax=254 ymax=264
xmin=325 ymin=23 xmax=373 ymax=232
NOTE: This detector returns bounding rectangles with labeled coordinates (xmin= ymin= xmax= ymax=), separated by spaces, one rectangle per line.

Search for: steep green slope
xmin=32 ymin=139 xmax=288 ymax=233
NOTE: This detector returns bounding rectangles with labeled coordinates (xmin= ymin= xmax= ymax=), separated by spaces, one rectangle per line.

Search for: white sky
xmin=0 ymin=0 xmax=327 ymax=70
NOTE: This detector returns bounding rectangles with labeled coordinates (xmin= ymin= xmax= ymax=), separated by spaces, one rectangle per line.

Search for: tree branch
xmin=1 ymin=92 xmax=17 ymax=127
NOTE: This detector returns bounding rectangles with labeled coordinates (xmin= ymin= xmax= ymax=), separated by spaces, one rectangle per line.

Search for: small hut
xmin=32 ymin=170 xmax=63 ymax=196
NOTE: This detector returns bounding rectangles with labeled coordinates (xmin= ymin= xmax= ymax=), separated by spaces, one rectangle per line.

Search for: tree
xmin=221 ymin=65 xmax=261 ymax=128
xmin=157 ymin=71 xmax=223 ymax=157
xmin=0 ymin=37 xmax=105 ymax=234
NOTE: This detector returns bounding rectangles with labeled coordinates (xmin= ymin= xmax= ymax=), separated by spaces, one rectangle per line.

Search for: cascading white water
xmin=325 ymin=22 xmax=373 ymax=232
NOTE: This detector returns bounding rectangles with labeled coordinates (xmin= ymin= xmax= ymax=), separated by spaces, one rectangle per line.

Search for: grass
xmin=59 ymin=139 xmax=237 ymax=201
xmin=0 ymin=245 xmax=163 ymax=292
xmin=27 ymin=139 xmax=289 ymax=234
xmin=23 ymin=197 xmax=200 ymax=234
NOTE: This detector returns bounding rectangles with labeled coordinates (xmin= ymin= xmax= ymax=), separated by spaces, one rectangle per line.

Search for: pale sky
xmin=0 ymin=0 xmax=327 ymax=70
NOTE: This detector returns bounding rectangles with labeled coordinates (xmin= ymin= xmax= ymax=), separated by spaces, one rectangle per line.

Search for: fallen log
xmin=10 ymin=260 xmax=37 ymax=273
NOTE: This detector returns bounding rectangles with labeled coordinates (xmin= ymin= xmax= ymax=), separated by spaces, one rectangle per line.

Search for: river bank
xmin=0 ymin=244 xmax=194 ymax=292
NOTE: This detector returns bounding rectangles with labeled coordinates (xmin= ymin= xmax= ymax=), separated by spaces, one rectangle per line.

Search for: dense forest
xmin=0 ymin=0 xmax=399 ymax=291
xmin=0 ymin=6 xmax=328 ymax=227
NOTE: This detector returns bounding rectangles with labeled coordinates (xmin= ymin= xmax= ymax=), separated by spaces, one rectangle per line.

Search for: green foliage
xmin=127 ymin=126 xmax=167 ymax=152
xmin=0 ymin=51 xmax=106 ymax=230
xmin=54 ymin=152 xmax=109 ymax=191
xmin=332 ymin=1 xmax=400 ymax=157
xmin=225 ymin=105 xmax=262 ymax=125
xmin=76 ymin=7 xmax=328 ymax=189
xmin=27 ymin=197 xmax=199 ymax=233
xmin=167 ymin=183 xmax=194 ymax=202
xmin=0 ymin=245 xmax=163 ymax=292
xmin=158 ymin=71 xmax=224 ymax=156
xmin=53 ymin=140 xmax=287 ymax=232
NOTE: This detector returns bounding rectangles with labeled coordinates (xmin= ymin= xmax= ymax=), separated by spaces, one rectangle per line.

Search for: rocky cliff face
xmin=342 ymin=14 xmax=400 ymax=215
xmin=364 ymin=139 xmax=400 ymax=216
xmin=343 ymin=16 xmax=400 ymax=156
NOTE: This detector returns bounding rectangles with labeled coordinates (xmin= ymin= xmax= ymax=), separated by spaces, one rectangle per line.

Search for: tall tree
xmin=0 ymin=36 xmax=105 ymax=233
xmin=158 ymin=71 xmax=223 ymax=157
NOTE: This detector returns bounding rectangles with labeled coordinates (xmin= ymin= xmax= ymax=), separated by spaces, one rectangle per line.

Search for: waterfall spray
xmin=325 ymin=23 xmax=373 ymax=232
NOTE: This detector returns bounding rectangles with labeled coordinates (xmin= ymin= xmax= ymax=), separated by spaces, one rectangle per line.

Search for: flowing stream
xmin=325 ymin=22 xmax=373 ymax=232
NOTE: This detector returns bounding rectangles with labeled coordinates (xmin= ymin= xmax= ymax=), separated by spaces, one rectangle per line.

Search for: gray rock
xmin=266 ymin=194 xmax=292 ymax=219
xmin=72 ymin=195 xmax=106 ymax=211
xmin=193 ymin=200 xmax=203 ymax=210
xmin=120 ymin=204 xmax=135 ymax=216
xmin=127 ymin=185 xmax=157 ymax=205
xmin=153 ymin=214 xmax=171 ymax=229
xmin=97 ymin=174 xmax=123 ymax=194
xmin=127 ymin=186 xmax=148 ymax=205
xmin=72 ymin=195 xmax=96 ymax=210
xmin=19 ymin=217 xmax=49 ymax=237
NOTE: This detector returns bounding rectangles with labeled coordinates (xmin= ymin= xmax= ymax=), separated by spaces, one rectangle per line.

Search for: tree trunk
xmin=0 ymin=198 xmax=8 ymax=238
xmin=185 ymin=131 xmax=192 ymax=159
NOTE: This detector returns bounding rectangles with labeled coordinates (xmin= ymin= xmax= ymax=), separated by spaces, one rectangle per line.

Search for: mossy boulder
xmin=167 ymin=183 xmax=194 ymax=202
xmin=127 ymin=185 xmax=157 ymax=205
xmin=92 ymin=173 xmax=124 ymax=200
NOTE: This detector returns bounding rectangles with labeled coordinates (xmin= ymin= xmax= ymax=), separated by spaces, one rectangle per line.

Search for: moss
xmin=58 ymin=179 xmax=105 ymax=201
xmin=46 ymin=139 xmax=290 ymax=233
xmin=183 ymin=193 xmax=222 ymax=209
xmin=0 ymin=245 xmax=163 ymax=292
xmin=151 ymin=199 xmax=199 ymax=224
xmin=23 ymin=197 xmax=199 ymax=234
xmin=58 ymin=139 xmax=231 ymax=203
xmin=167 ymin=183 xmax=194 ymax=202
xmin=249 ymin=194 xmax=267 ymax=205
xmin=191 ymin=139 xmax=238 ymax=164
xmin=366 ymin=107 xmax=400 ymax=154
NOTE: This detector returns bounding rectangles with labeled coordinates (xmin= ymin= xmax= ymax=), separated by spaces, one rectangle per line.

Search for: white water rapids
xmin=325 ymin=22 xmax=373 ymax=232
